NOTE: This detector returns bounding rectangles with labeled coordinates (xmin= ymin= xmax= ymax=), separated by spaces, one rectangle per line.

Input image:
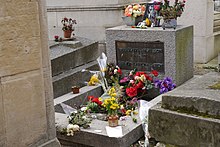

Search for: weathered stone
xmin=106 ymin=25 xmax=194 ymax=86
xmin=0 ymin=0 xmax=60 ymax=146
xmin=162 ymin=72 xmax=220 ymax=117
xmin=56 ymin=112 xmax=144 ymax=147
xmin=1 ymin=71 xmax=47 ymax=146
xmin=50 ymin=37 xmax=99 ymax=76
xmin=52 ymin=60 xmax=99 ymax=98
xmin=38 ymin=0 xmax=60 ymax=146
xmin=149 ymin=103 xmax=220 ymax=147
xmin=54 ymin=85 xmax=103 ymax=113
xmin=0 ymin=36 xmax=42 ymax=77
xmin=0 ymin=82 xmax=5 ymax=145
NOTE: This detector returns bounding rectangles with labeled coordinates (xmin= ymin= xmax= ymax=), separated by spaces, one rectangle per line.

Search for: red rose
xmin=151 ymin=70 xmax=158 ymax=77
xmin=135 ymin=71 xmax=146 ymax=77
xmin=126 ymin=87 xmax=137 ymax=98
xmin=136 ymin=81 xmax=144 ymax=89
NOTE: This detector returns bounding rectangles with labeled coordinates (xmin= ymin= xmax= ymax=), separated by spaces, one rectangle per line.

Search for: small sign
xmin=116 ymin=41 xmax=164 ymax=72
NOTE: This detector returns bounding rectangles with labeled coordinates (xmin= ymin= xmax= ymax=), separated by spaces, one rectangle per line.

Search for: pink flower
xmin=154 ymin=5 xmax=160 ymax=11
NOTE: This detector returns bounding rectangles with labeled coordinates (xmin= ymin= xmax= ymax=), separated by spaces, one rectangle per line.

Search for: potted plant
xmin=102 ymin=95 xmax=119 ymax=127
xmin=159 ymin=0 xmax=186 ymax=29
xmin=61 ymin=17 xmax=77 ymax=38
xmin=122 ymin=4 xmax=146 ymax=26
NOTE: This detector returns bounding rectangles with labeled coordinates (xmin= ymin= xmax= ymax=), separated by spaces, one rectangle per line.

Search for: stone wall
xmin=0 ymin=0 xmax=60 ymax=146
xmin=178 ymin=0 xmax=214 ymax=63
xmin=46 ymin=0 xmax=146 ymax=41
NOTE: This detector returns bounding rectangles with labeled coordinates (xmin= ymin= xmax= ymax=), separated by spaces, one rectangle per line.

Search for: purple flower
xmin=154 ymin=77 xmax=176 ymax=94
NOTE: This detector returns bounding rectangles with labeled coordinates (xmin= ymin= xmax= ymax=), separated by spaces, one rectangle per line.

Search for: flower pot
xmin=63 ymin=30 xmax=73 ymax=38
xmin=122 ymin=16 xmax=143 ymax=26
xmin=72 ymin=86 xmax=80 ymax=94
xmin=162 ymin=19 xmax=177 ymax=30
xmin=108 ymin=115 xmax=118 ymax=127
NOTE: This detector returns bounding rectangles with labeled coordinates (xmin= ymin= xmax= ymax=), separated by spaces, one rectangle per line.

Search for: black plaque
xmin=116 ymin=41 xmax=164 ymax=73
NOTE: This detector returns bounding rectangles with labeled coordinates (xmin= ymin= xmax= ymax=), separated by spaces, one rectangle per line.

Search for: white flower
xmin=81 ymin=107 xmax=87 ymax=111
xmin=130 ymin=80 xmax=134 ymax=84
xmin=114 ymin=69 xmax=118 ymax=74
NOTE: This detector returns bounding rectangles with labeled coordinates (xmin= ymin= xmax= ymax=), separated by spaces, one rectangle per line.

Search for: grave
xmin=54 ymin=84 xmax=154 ymax=147
xmin=50 ymin=37 xmax=102 ymax=98
xmin=106 ymin=25 xmax=194 ymax=86
xmin=148 ymin=72 xmax=220 ymax=146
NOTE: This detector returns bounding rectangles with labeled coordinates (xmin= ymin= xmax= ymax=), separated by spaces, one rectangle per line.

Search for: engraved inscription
xmin=116 ymin=41 xmax=164 ymax=72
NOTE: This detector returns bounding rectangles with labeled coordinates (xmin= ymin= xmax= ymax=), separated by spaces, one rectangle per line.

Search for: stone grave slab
xmin=148 ymin=72 xmax=220 ymax=146
xmin=56 ymin=112 xmax=144 ymax=147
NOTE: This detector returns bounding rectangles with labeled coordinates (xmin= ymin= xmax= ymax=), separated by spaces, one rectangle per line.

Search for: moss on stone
xmin=209 ymin=81 xmax=220 ymax=90
xmin=162 ymin=103 xmax=220 ymax=120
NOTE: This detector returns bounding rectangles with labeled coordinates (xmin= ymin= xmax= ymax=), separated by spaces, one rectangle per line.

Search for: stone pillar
xmin=0 ymin=0 xmax=60 ymax=146
xmin=178 ymin=0 xmax=214 ymax=63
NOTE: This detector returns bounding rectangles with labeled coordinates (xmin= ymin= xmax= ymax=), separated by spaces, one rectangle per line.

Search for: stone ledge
xmin=161 ymin=72 xmax=220 ymax=117
xmin=149 ymin=103 xmax=220 ymax=147
xmin=54 ymin=85 xmax=103 ymax=113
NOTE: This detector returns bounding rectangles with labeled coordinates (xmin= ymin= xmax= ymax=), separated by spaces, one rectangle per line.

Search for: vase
xmin=122 ymin=16 xmax=143 ymax=26
xmin=63 ymin=30 xmax=73 ymax=38
xmin=162 ymin=19 xmax=177 ymax=30
xmin=108 ymin=115 xmax=118 ymax=127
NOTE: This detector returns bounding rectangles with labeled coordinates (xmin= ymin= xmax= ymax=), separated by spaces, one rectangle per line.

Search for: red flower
xmin=151 ymin=70 xmax=158 ymax=77
xmin=117 ymin=68 xmax=122 ymax=75
xmin=136 ymin=81 xmax=144 ymax=89
xmin=135 ymin=71 xmax=146 ymax=77
xmin=92 ymin=98 xmax=102 ymax=105
xmin=120 ymin=108 xmax=126 ymax=115
xmin=88 ymin=95 xmax=95 ymax=101
xmin=146 ymin=75 xmax=153 ymax=81
xmin=126 ymin=87 xmax=137 ymax=98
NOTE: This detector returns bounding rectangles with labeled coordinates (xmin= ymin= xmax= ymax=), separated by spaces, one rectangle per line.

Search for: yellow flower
xmin=126 ymin=110 xmax=132 ymax=116
xmin=88 ymin=74 xmax=100 ymax=86
xmin=108 ymin=87 xmax=116 ymax=95
xmin=110 ymin=105 xmax=116 ymax=110
xmin=111 ymin=97 xmax=116 ymax=101
xmin=133 ymin=111 xmax=138 ymax=115
xmin=98 ymin=97 xmax=103 ymax=101
xmin=111 ymin=93 xmax=117 ymax=97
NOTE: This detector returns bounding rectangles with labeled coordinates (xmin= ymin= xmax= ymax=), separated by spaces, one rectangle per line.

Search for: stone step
xmin=50 ymin=37 xmax=99 ymax=76
xmin=52 ymin=60 xmax=99 ymax=98
xmin=161 ymin=72 xmax=220 ymax=117
xmin=149 ymin=103 xmax=220 ymax=147
xmin=54 ymin=85 xmax=103 ymax=113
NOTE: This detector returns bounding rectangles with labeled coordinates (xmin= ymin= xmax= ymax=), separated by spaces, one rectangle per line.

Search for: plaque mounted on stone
xmin=116 ymin=41 xmax=164 ymax=73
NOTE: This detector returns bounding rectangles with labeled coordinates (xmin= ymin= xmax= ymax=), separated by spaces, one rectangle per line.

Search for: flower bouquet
xmin=122 ymin=4 xmax=146 ymax=26
xmin=159 ymin=0 xmax=186 ymax=29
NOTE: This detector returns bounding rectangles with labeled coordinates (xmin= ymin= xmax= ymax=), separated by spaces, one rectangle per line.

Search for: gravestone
xmin=106 ymin=25 xmax=194 ymax=86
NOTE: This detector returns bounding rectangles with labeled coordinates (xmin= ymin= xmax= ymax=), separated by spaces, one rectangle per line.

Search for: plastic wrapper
xmin=97 ymin=53 xmax=109 ymax=92
xmin=60 ymin=103 xmax=77 ymax=116
xmin=138 ymin=100 xmax=154 ymax=147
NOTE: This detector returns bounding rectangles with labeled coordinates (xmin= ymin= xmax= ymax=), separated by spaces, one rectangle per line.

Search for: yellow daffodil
xmin=88 ymin=74 xmax=100 ymax=86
